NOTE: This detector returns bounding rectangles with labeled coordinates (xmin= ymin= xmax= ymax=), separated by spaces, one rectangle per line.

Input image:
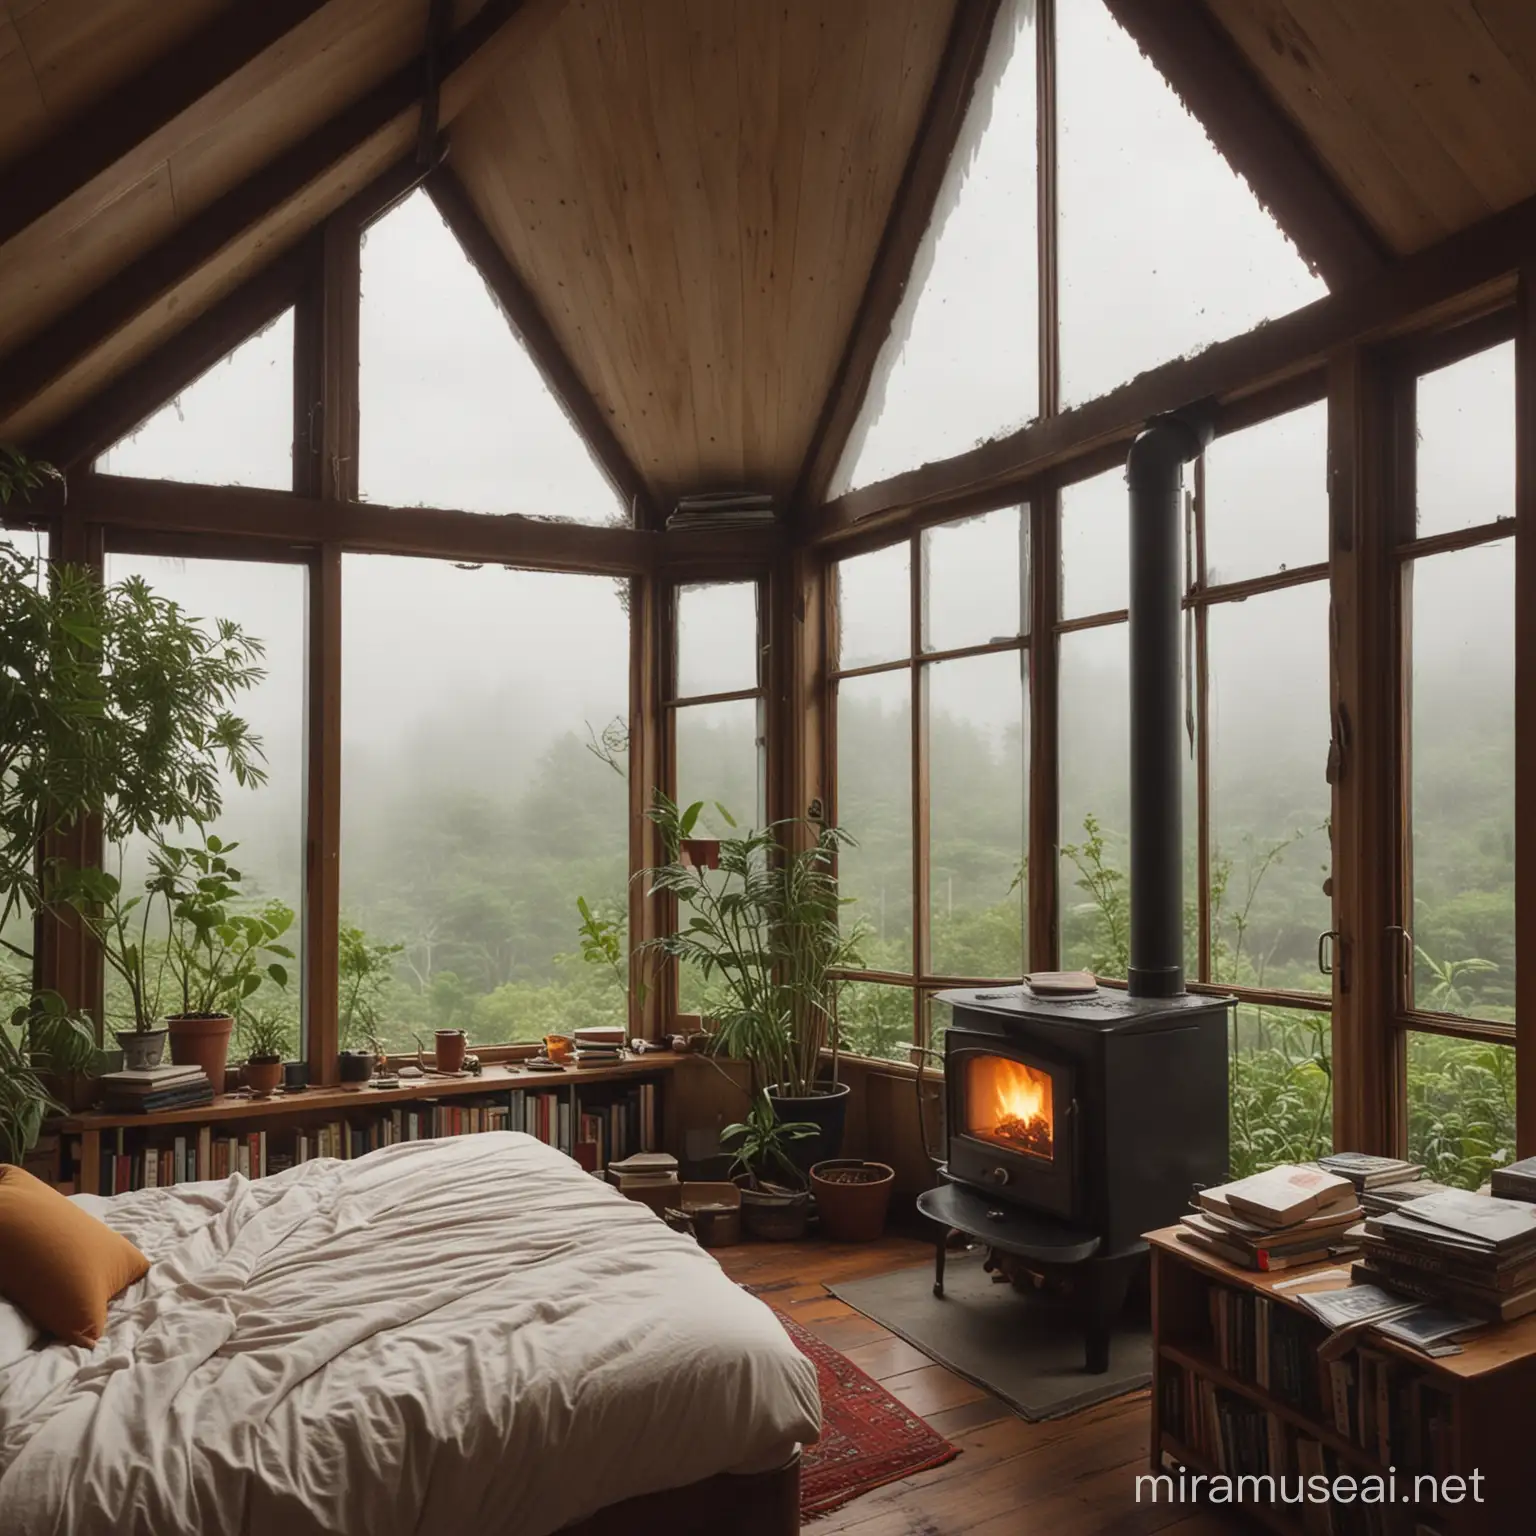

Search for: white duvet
xmin=0 ymin=1133 xmax=821 ymax=1536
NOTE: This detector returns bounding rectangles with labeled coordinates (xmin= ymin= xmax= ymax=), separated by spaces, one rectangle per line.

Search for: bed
xmin=0 ymin=1132 xmax=821 ymax=1535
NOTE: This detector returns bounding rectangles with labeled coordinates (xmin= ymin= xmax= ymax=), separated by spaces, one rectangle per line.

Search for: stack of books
xmin=98 ymin=1064 xmax=213 ymax=1114
xmin=1491 ymin=1155 xmax=1536 ymax=1203
xmin=1178 ymin=1164 xmax=1363 ymax=1271
xmin=1317 ymin=1151 xmax=1422 ymax=1190
xmin=1355 ymin=1186 xmax=1536 ymax=1322
xmin=666 ymin=491 xmax=774 ymax=532
xmin=607 ymin=1151 xmax=678 ymax=1209
xmin=574 ymin=1041 xmax=625 ymax=1068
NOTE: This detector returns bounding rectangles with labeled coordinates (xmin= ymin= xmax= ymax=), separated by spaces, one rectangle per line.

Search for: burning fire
xmin=967 ymin=1055 xmax=1053 ymax=1160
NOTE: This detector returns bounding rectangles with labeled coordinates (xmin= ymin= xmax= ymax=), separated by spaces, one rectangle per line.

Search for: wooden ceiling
xmin=3 ymin=0 xmax=1536 ymax=507
xmin=449 ymin=0 xmax=958 ymax=509
xmin=1205 ymin=0 xmax=1536 ymax=255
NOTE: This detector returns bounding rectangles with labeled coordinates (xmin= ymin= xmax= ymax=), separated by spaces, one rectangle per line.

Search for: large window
xmin=1401 ymin=338 xmax=1517 ymax=1186
xmin=340 ymin=559 xmax=630 ymax=1051
xmin=830 ymin=507 xmax=1029 ymax=1061
xmin=1056 ymin=401 xmax=1334 ymax=1171
xmin=100 ymin=551 xmax=309 ymax=1054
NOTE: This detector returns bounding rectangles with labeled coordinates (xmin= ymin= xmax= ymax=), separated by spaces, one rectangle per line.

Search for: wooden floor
xmin=716 ymin=1234 xmax=1245 ymax=1536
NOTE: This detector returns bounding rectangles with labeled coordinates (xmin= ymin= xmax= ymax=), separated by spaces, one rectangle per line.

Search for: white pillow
xmin=0 ymin=1299 xmax=40 ymax=1369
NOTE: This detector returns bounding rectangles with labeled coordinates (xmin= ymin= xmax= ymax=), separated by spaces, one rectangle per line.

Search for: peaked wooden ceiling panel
xmin=0 ymin=0 xmax=426 ymax=361
xmin=449 ymin=0 xmax=959 ymax=510
xmin=1206 ymin=0 xmax=1536 ymax=255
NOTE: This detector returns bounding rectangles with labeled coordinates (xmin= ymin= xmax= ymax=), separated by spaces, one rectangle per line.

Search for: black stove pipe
xmin=1125 ymin=406 xmax=1215 ymax=999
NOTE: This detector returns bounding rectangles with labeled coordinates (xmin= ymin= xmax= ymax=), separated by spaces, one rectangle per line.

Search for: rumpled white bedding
xmin=0 ymin=1133 xmax=820 ymax=1536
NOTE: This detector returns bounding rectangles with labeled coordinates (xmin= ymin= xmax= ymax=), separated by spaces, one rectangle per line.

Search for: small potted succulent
xmin=721 ymin=1092 xmax=816 ymax=1242
xmin=237 ymin=1010 xmax=292 ymax=1099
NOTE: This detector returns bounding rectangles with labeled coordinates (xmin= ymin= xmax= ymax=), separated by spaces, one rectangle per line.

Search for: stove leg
xmin=1079 ymin=1255 xmax=1138 ymax=1375
xmin=933 ymin=1229 xmax=948 ymax=1297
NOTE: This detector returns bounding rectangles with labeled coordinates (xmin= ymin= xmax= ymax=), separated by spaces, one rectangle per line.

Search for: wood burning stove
xmin=914 ymin=407 xmax=1235 ymax=1372
xmin=924 ymin=985 xmax=1231 ymax=1372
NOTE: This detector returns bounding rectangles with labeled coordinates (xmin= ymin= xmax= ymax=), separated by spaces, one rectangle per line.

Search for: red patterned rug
xmin=771 ymin=1307 xmax=960 ymax=1517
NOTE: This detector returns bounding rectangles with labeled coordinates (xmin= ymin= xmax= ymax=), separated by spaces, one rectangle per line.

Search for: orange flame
xmin=966 ymin=1055 xmax=1053 ymax=1160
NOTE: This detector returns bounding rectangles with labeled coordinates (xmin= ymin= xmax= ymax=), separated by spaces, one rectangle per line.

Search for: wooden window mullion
xmin=1515 ymin=264 xmax=1536 ymax=1158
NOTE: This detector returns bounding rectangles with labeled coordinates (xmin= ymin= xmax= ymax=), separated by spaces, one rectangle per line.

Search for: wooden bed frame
xmin=563 ymin=1455 xmax=800 ymax=1536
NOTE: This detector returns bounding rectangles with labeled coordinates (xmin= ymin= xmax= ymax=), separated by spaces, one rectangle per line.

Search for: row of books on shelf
xmin=1162 ymin=1361 xmax=1453 ymax=1535
xmin=1199 ymin=1282 xmax=1455 ymax=1478
xmin=86 ymin=1083 xmax=659 ymax=1192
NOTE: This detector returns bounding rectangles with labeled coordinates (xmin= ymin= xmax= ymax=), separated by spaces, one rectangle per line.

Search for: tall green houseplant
xmin=0 ymin=491 xmax=268 ymax=1160
xmin=641 ymin=793 xmax=865 ymax=1156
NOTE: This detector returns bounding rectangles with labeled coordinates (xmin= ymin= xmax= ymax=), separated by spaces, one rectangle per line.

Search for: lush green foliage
xmin=640 ymin=793 xmax=864 ymax=1096
xmin=720 ymin=1091 xmax=817 ymax=1189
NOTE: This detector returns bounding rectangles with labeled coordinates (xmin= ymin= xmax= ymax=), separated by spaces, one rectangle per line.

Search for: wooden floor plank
xmin=713 ymin=1236 xmax=1243 ymax=1536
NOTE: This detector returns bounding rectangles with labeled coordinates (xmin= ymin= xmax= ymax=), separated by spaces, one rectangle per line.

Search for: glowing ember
xmin=965 ymin=1055 xmax=1054 ymax=1162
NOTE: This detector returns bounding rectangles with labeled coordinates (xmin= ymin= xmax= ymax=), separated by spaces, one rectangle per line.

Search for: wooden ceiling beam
xmin=0 ymin=0 xmax=332 ymax=257
xmin=814 ymin=181 xmax=1536 ymax=545
xmin=31 ymin=241 xmax=313 ymax=474
xmin=43 ymin=470 xmax=777 ymax=577
xmin=424 ymin=167 xmax=657 ymax=528
xmin=1102 ymin=0 xmax=1389 ymax=288
xmin=0 ymin=0 xmax=567 ymax=427
xmin=790 ymin=0 xmax=1003 ymax=519
xmin=60 ymin=472 xmax=651 ymax=576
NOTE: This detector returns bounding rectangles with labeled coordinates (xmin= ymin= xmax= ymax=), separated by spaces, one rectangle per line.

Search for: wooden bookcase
xmin=55 ymin=1055 xmax=681 ymax=1196
xmin=1148 ymin=1228 xmax=1536 ymax=1536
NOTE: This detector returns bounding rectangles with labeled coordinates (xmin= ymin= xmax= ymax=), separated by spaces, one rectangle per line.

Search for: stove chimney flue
xmin=1125 ymin=406 xmax=1215 ymax=999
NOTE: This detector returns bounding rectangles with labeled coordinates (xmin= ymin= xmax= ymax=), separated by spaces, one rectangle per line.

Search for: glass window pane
xmin=831 ymin=0 xmax=1037 ymax=495
xmin=838 ymin=979 xmax=915 ymax=1065
xmin=1061 ymin=467 xmax=1128 ymax=619
xmin=95 ymin=311 xmax=293 ymax=491
xmin=1416 ymin=341 xmax=1515 ymax=539
xmin=1204 ymin=401 xmax=1328 ymax=586
xmin=1208 ymin=582 xmax=1332 ymax=995
xmin=1059 ymin=622 xmax=1130 ymax=975
xmin=676 ymin=582 xmax=758 ymax=698
xmin=1057 ymin=0 xmax=1324 ymax=409
xmin=929 ymin=994 xmax=953 ymax=1056
xmin=928 ymin=651 xmax=1026 ymax=978
xmin=1409 ymin=541 xmax=1514 ymax=1021
xmin=342 ymin=559 xmax=630 ymax=1050
xmin=359 ymin=189 xmax=623 ymax=524
xmin=921 ymin=506 xmax=1025 ymax=653
xmin=837 ymin=543 xmax=911 ymax=668
xmin=675 ymin=698 xmax=763 ymax=837
xmin=836 ymin=669 xmax=912 ymax=973
xmin=1407 ymin=1032 xmax=1516 ymax=1191
xmin=1229 ymin=1003 xmax=1333 ymax=1178
xmin=103 ymin=554 xmax=307 ymax=1053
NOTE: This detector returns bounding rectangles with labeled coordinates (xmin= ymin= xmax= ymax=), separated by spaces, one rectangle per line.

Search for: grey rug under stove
xmin=829 ymin=1253 xmax=1152 ymax=1422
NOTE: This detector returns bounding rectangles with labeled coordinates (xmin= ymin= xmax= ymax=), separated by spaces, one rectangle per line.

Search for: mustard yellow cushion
xmin=0 ymin=1166 xmax=150 ymax=1345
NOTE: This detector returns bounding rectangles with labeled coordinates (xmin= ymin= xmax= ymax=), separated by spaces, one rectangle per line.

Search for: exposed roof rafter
xmin=0 ymin=0 xmax=333 ymax=257
xmin=0 ymin=0 xmax=568 ymax=429
xmin=424 ymin=166 xmax=657 ymax=528
xmin=790 ymin=0 xmax=1003 ymax=518
xmin=1102 ymin=0 xmax=1390 ymax=288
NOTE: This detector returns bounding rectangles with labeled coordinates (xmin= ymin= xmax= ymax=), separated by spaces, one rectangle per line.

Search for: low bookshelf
xmin=1149 ymin=1227 xmax=1536 ymax=1536
xmin=55 ymin=1055 xmax=680 ymax=1196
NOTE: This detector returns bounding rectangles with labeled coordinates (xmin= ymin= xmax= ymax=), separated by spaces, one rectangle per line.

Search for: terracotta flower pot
xmin=167 ymin=1015 xmax=234 ymax=1088
xmin=435 ymin=1029 xmax=467 ymax=1073
xmin=243 ymin=1056 xmax=283 ymax=1098
xmin=810 ymin=1159 xmax=895 ymax=1242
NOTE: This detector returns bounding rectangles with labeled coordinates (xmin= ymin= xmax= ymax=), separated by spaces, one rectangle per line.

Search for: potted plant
xmin=641 ymin=792 xmax=866 ymax=1167
xmin=1 ymin=521 xmax=267 ymax=1139
xmin=149 ymin=834 xmax=293 ymax=1088
xmin=0 ymin=993 xmax=97 ymax=1163
xmin=338 ymin=924 xmax=400 ymax=1084
xmin=810 ymin=1158 xmax=896 ymax=1242
xmin=720 ymin=1091 xmax=815 ymax=1241
xmin=237 ymin=1009 xmax=292 ymax=1098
